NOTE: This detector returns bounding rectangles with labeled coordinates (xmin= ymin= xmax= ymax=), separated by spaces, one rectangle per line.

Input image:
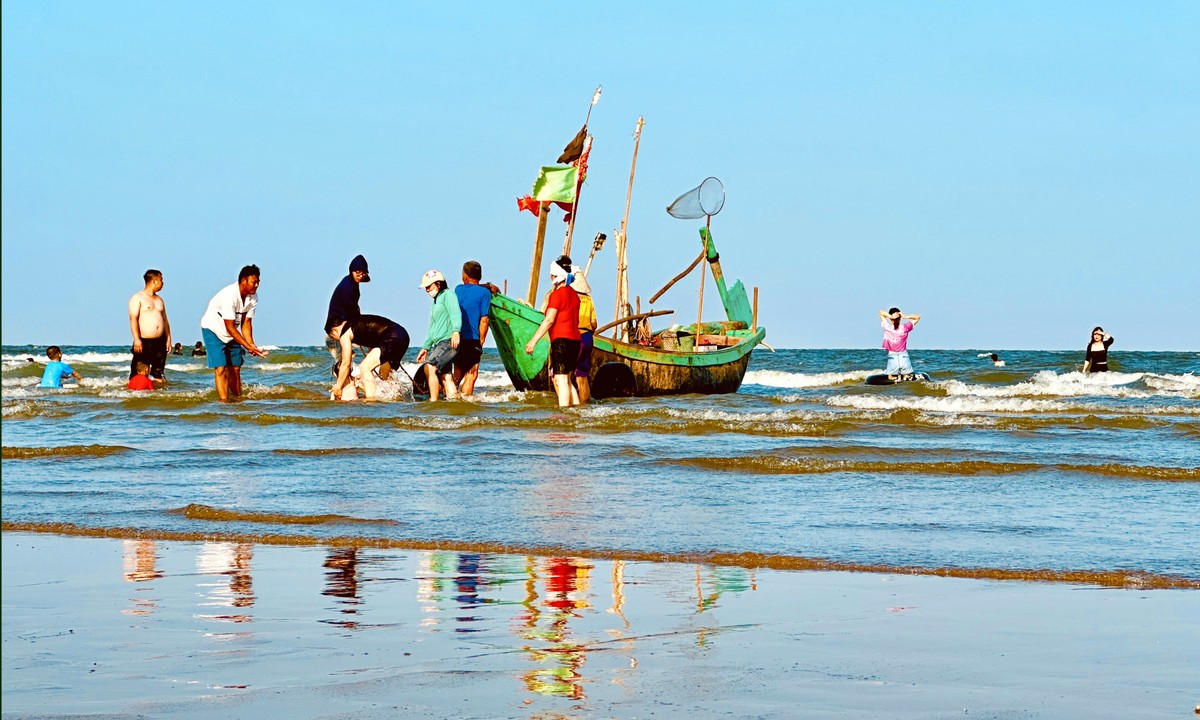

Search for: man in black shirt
xmin=324 ymin=255 xmax=370 ymax=377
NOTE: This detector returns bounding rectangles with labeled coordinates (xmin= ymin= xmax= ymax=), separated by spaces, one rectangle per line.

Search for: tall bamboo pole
xmin=614 ymin=117 xmax=644 ymax=342
xmin=695 ymin=215 xmax=710 ymax=350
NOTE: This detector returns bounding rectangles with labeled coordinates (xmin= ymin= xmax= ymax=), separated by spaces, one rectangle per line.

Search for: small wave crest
xmin=744 ymin=369 xmax=872 ymax=388
xmin=940 ymin=370 xmax=1179 ymax=399
xmin=3 ymin=444 xmax=135 ymax=459
xmin=168 ymin=503 xmax=400 ymax=526
xmin=657 ymin=454 xmax=1199 ymax=481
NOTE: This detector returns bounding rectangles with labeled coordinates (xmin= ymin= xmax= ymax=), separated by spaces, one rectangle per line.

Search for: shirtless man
xmin=128 ymin=269 xmax=172 ymax=383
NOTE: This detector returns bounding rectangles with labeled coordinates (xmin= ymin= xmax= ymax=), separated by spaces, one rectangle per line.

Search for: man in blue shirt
xmin=38 ymin=346 xmax=82 ymax=388
xmin=452 ymin=260 xmax=498 ymax=397
xmin=324 ymin=255 xmax=370 ymax=377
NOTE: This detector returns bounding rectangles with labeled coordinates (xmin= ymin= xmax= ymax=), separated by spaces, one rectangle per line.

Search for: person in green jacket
xmin=415 ymin=269 xmax=461 ymax=401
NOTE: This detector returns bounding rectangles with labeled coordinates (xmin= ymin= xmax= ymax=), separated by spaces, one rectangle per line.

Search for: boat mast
xmin=614 ymin=116 xmax=644 ymax=342
xmin=562 ymin=87 xmax=602 ymax=257
xmin=695 ymin=215 xmax=709 ymax=349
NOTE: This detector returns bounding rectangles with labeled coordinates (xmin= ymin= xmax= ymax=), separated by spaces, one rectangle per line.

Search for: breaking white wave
xmin=473 ymin=370 xmax=517 ymax=389
xmin=255 ymin=361 xmax=319 ymax=371
xmin=38 ymin=351 xmax=131 ymax=365
xmin=1144 ymin=373 xmax=1200 ymax=395
xmin=829 ymin=394 xmax=1069 ymax=413
xmin=827 ymin=393 xmax=1199 ymax=415
xmin=940 ymin=370 xmax=1193 ymax=400
xmin=744 ymin=369 xmax=872 ymax=388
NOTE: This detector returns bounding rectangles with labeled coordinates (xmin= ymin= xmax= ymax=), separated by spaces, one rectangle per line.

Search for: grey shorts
xmin=424 ymin=339 xmax=457 ymax=376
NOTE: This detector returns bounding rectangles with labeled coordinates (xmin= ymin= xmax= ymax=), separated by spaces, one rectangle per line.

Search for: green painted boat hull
xmin=489 ymin=293 xmax=765 ymax=397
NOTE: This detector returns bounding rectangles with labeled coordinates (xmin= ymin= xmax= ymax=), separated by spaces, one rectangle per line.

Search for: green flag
xmin=531 ymin=165 xmax=578 ymax=203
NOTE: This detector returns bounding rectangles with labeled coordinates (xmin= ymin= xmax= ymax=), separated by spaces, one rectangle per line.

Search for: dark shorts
xmin=130 ymin=335 xmax=168 ymax=380
xmin=453 ymin=339 xmax=482 ymax=373
xmin=575 ymin=332 xmax=593 ymax=377
xmin=378 ymin=326 xmax=410 ymax=369
xmin=550 ymin=338 xmax=581 ymax=376
xmin=202 ymin=328 xmax=244 ymax=369
xmin=423 ymin=339 xmax=457 ymax=376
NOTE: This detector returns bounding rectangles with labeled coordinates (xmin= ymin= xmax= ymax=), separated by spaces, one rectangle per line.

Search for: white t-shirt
xmin=201 ymin=283 xmax=257 ymax=343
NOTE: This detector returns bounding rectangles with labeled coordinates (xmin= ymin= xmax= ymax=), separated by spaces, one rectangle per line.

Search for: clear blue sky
xmin=3 ymin=2 xmax=1197 ymax=350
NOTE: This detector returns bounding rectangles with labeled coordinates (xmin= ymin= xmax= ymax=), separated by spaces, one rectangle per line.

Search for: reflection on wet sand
xmin=322 ymin=546 xmax=362 ymax=629
xmin=520 ymin=557 xmax=592 ymax=699
xmin=195 ymin=542 xmax=255 ymax=623
xmin=122 ymin=539 xmax=163 ymax=616
xmin=120 ymin=541 xmax=758 ymax=703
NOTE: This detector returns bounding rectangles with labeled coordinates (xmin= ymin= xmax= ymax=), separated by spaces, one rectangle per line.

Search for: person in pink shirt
xmin=879 ymin=307 xmax=922 ymax=378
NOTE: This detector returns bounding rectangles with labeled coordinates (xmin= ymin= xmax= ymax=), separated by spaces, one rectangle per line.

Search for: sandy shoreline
xmin=3 ymin=532 xmax=1196 ymax=719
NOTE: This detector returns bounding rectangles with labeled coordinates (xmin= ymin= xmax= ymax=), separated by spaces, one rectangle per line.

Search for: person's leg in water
xmin=358 ymin=347 xmax=383 ymax=399
xmin=441 ymin=365 xmax=459 ymax=400
xmin=228 ymin=364 xmax=242 ymax=398
xmin=424 ymin=363 xmax=441 ymax=401
xmin=551 ymin=371 xmax=576 ymax=407
xmin=213 ymin=366 xmax=230 ymax=401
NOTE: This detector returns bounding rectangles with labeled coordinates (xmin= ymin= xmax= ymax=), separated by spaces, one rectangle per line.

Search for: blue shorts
xmin=203 ymin=328 xmax=245 ymax=369
xmin=885 ymin=350 xmax=912 ymax=375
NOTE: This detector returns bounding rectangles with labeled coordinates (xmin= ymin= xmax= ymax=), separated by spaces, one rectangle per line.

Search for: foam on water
xmin=744 ymin=369 xmax=872 ymax=388
xmin=255 ymin=361 xmax=319 ymax=371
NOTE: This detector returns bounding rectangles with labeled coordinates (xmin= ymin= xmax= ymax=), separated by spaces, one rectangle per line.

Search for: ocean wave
xmin=656 ymin=454 xmax=1199 ymax=481
xmin=828 ymin=394 xmax=1066 ymax=413
xmin=473 ymin=369 xmax=517 ymax=389
xmin=1144 ymin=373 xmax=1200 ymax=395
xmin=255 ymin=361 xmax=319 ymax=371
xmin=743 ymin=369 xmax=872 ymax=388
xmin=2 ymin=444 xmax=135 ymax=460
xmin=939 ymin=370 xmax=1184 ymax=399
xmin=168 ymin=503 xmax=399 ymax=526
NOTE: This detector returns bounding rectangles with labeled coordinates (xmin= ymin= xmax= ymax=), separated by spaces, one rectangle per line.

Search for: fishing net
xmin=666 ymin=177 xmax=725 ymax=219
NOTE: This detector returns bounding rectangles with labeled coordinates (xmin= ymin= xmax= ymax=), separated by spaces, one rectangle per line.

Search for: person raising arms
xmin=879 ymin=307 xmax=922 ymax=380
xmin=1083 ymin=327 xmax=1115 ymax=373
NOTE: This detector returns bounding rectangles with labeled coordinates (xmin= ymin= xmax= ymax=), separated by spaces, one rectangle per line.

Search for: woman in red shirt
xmin=525 ymin=263 xmax=580 ymax=407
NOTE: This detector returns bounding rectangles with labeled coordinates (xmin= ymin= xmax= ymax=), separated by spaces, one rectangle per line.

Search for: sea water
xmin=3 ymin=346 xmax=1198 ymax=584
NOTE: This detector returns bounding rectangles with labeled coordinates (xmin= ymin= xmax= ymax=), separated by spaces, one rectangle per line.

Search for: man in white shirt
xmin=200 ymin=265 xmax=269 ymax=401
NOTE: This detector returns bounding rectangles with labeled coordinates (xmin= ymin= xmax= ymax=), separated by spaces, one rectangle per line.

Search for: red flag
xmin=517 ymin=195 xmax=541 ymax=216
xmin=517 ymin=195 xmax=573 ymax=222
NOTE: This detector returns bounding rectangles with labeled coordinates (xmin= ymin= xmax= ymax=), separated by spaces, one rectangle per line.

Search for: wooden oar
xmin=649 ymin=248 xmax=706 ymax=304
xmin=595 ymin=309 xmax=674 ymax=337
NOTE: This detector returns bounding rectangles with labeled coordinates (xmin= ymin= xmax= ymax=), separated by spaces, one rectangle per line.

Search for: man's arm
xmin=162 ymin=302 xmax=172 ymax=351
xmin=478 ymin=316 xmax=490 ymax=347
xmin=128 ymin=295 xmax=143 ymax=352
xmin=224 ymin=318 xmax=267 ymax=357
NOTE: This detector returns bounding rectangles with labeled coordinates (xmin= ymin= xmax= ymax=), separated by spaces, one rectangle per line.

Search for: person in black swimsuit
xmin=328 ymin=315 xmax=410 ymax=400
xmin=1083 ymin=327 xmax=1114 ymax=373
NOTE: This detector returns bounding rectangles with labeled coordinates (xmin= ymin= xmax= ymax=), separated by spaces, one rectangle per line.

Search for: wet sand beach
xmin=3 ymin=532 xmax=1196 ymax=719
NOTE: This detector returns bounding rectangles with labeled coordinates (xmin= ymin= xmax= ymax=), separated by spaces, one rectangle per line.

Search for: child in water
xmin=38 ymin=346 xmax=82 ymax=388
xmin=128 ymin=361 xmax=155 ymax=391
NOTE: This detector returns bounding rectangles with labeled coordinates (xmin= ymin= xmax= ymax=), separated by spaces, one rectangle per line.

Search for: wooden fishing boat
xmin=491 ymin=113 xmax=766 ymax=399
xmin=489 ymin=230 xmax=766 ymax=399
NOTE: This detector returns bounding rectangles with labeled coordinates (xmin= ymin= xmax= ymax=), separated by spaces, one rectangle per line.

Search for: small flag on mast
xmin=531 ymin=165 xmax=579 ymax=203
